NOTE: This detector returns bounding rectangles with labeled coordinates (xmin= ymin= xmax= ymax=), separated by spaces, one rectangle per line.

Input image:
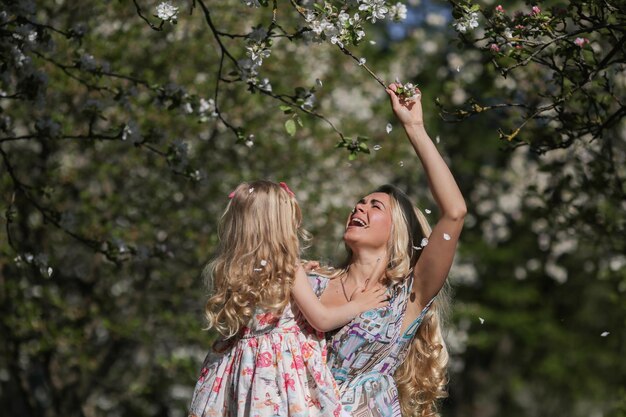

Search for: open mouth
xmin=348 ymin=217 xmax=367 ymax=228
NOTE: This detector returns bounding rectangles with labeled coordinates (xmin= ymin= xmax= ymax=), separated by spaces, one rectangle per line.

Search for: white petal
xmin=412 ymin=246 xmax=422 ymax=251
xmin=435 ymin=135 xmax=440 ymax=143
xmin=260 ymin=259 xmax=268 ymax=266
xmin=398 ymin=161 xmax=404 ymax=167
xmin=47 ymin=267 xmax=53 ymax=277
xmin=479 ymin=317 xmax=485 ymax=324
xmin=254 ymin=268 xmax=262 ymax=272
xmin=443 ymin=233 xmax=451 ymax=240
xmin=601 ymin=331 xmax=610 ymax=337
xmin=420 ymin=238 xmax=429 ymax=247
xmin=425 ymin=209 xmax=432 ymax=214
xmin=386 ymin=123 xmax=393 ymax=134
xmin=249 ymin=187 xmax=254 ymax=193
xmin=373 ymin=145 xmax=382 ymax=151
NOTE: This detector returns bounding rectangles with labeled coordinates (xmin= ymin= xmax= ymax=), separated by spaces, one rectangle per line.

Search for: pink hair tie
xmin=279 ymin=182 xmax=295 ymax=197
xmin=228 ymin=190 xmax=235 ymax=199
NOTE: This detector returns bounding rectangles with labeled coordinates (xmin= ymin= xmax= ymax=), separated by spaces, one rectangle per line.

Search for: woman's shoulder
xmin=306 ymin=269 xmax=334 ymax=296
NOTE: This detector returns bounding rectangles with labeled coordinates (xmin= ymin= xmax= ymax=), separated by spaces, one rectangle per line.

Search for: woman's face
xmin=344 ymin=192 xmax=393 ymax=251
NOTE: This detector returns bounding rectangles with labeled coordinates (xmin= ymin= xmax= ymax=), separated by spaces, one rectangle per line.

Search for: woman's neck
xmin=346 ymin=250 xmax=387 ymax=286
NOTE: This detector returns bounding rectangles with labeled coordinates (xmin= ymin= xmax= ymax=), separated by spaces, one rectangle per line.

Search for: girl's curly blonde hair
xmin=202 ymin=180 xmax=307 ymax=339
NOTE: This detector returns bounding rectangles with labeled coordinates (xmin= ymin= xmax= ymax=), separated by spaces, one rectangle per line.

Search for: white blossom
xmin=389 ymin=3 xmax=408 ymax=21
xmin=155 ymin=2 xmax=179 ymax=22
xmin=359 ymin=0 xmax=389 ymax=23
xmin=386 ymin=123 xmax=392 ymax=134
xmin=258 ymin=78 xmax=272 ymax=92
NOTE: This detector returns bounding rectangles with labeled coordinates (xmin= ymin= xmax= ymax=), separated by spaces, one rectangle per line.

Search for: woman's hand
xmin=386 ymin=83 xmax=424 ymax=128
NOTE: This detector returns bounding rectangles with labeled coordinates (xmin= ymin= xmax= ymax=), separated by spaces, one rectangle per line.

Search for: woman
xmin=312 ymin=83 xmax=466 ymax=417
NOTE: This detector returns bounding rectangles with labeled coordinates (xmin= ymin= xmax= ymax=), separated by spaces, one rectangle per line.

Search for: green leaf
xmin=285 ymin=119 xmax=296 ymax=136
xmin=279 ymin=105 xmax=292 ymax=112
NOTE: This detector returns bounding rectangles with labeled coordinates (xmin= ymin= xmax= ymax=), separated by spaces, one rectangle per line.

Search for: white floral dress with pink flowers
xmin=188 ymin=276 xmax=344 ymax=417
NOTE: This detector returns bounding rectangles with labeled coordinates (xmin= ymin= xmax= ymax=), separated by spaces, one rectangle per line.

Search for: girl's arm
xmin=291 ymin=265 xmax=387 ymax=332
xmin=386 ymin=84 xmax=467 ymax=307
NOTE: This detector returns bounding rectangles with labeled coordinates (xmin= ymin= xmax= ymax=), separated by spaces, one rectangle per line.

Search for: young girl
xmin=188 ymin=180 xmax=388 ymax=417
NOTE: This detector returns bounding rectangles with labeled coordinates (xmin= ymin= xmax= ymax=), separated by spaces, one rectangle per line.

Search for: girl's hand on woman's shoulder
xmin=386 ymin=82 xmax=424 ymax=128
xmin=301 ymin=260 xmax=320 ymax=273
xmin=350 ymin=285 xmax=389 ymax=313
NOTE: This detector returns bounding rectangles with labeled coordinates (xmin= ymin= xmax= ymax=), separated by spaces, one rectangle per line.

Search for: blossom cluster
xmin=485 ymin=4 xmax=554 ymax=54
xmin=302 ymin=1 xmax=408 ymax=48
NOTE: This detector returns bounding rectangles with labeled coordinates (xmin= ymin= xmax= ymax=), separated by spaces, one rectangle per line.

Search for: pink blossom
xmin=531 ymin=6 xmax=541 ymax=15
xmin=490 ymin=44 xmax=501 ymax=52
xmin=574 ymin=37 xmax=589 ymax=47
xmin=495 ymin=5 xmax=504 ymax=13
xmin=515 ymin=25 xmax=525 ymax=30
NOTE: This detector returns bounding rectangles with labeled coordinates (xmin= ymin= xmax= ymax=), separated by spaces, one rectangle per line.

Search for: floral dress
xmin=311 ymin=272 xmax=434 ymax=417
xmin=188 ymin=276 xmax=344 ymax=417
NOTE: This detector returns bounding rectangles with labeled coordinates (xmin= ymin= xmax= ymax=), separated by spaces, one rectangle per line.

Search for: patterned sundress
xmin=188 ymin=276 xmax=344 ymax=417
xmin=311 ymin=272 xmax=434 ymax=417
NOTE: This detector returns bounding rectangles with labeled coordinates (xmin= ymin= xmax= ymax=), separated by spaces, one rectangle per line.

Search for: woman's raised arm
xmin=386 ymin=84 xmax=467 ymax=306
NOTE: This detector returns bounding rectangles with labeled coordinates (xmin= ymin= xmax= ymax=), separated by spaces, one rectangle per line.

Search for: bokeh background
xmin=1 ymin=1 xmax=624 ymax=416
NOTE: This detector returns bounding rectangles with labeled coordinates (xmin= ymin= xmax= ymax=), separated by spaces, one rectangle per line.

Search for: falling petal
xmin=249 ymin=187 xmax=254 ymax=193
xmin=260 ymin=259 xmax=268 ymax=266
xmin=373 ymin=145 xmax=382 ymax=151
xmin=358 ymin=58 xmax=366 ymax=65
xmin=436 ymin=135 xmax=440 ymax=143
xmin=316 ymin=78 xmax=323 ymax=87
xmin=369 ymin=40 xmax=377 ymax=45
xmin=425 ymin=209 xmax=432 ymax=214
xmin=456 ymin=66 xmax=461 ymax=72
xmin=443 ymin=233 xmax=451 ymax=240
xmin=47 ymin=267 xmax=53 ymax=277
xmin=601 ymin=331 xmax=610 ymax=337
xmin=386 ymin=123 xmax=393 ymax=134
xmin=254 ymin=268 xmax=262 ymax=272
xmin=420 ymin=238 xmax=429 ymax=247
xmin=479 ymin=317 xmax=485 ymax=324
xmin=245 ymin=140 xmax=254 ymax=147
xmin=412 ymin=246 xmax=422 ymax=251
xmin=399 ymin=161 xmax=404 ymax=167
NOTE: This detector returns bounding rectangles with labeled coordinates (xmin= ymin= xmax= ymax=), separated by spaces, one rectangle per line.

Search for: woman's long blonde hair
xmin=332 ymin=184 xmax=451 ymax=417
xmin=202 ymin=180 xmax=306 ymax=339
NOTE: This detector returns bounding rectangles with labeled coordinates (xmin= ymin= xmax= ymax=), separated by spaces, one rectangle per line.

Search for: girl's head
xmin=343 ymin=184 xmax=430 ymax=284
xmin=203 ymin=180 xmax=306 ymax=339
